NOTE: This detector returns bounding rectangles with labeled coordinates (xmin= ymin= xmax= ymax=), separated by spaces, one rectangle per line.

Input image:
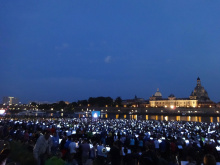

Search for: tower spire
xmin=197 ymin=77 xmax=201 ymax=86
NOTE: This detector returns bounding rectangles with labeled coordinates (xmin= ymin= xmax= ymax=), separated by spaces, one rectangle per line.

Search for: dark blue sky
xmin=1 ymin=1 xmax=220 ymax=103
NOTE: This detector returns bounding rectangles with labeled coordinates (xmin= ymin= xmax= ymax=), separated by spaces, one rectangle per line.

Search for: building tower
xmin=190 ymin=77 xmax=210 ymax=101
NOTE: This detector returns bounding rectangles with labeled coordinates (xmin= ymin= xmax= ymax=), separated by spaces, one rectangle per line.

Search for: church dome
xmin=154 ymin=88 xmax=162 ymax=97
xmin=191 ymin=77 xmax=210 ymax=101
xmin=169 ymin=94 xmax=175 ymax=97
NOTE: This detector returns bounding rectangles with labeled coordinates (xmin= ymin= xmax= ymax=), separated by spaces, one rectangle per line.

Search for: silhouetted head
xmin=203 ymin=154 xmax=216 ymax=165
xmin=44 ymin=130 xmax=51 ymax=140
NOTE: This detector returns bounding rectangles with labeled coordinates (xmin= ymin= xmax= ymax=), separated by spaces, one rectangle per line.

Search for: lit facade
xmin=149 ymin=77 xmax=213 ymax=108
xmin=3 ymin=96 xmax=19 ymax=105
xmin=150 ymin=97 xmax=198 ymax=108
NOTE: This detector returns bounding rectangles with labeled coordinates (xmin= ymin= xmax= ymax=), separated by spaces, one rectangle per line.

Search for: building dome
xmin=154 ymin=88 xmax=162 ymax=97
xmin=190 ymin=77 xmax=210 ymax=101
xmin=168 ymin=94 xmax=175 ymax=97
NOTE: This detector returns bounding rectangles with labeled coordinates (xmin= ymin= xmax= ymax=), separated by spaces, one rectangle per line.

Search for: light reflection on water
xmin=50 ymin=113 xmax=217 ymax=123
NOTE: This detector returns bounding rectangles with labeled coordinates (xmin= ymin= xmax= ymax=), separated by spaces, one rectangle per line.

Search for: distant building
xmin=149 ymin=77 xmax=215 ymax=108
xmin=217 ymin=102 xmax=220 ymax=108
xmin=190 ymin=77 xmax=215 ymax=107
xmin=29 ymin=101 xmax=52 ymax=105
xmin=3 ymin=96 xmax=19 ymax=105
xmin=190 ymin=77 xmax=210 ymax=101
xmin=122 ymin=95 xmax=146 ymax=107
xmin=149 ymin=89 xmax=197 ymax=108
xmin=149 ymin=88 xmax=162 ymax=101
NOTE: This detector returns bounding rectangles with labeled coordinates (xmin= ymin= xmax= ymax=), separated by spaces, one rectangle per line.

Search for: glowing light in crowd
xmin=0 ymin=110 xmax=5 ymax=114
xmin=94 ymin=113 xmax=98 ymax=118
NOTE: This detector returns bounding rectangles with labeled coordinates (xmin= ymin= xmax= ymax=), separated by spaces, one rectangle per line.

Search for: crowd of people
xmin=0 ymin=117 xmax=220 ymax=165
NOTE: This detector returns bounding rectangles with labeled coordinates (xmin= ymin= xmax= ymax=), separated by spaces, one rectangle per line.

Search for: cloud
xmin=104 ymin=56 xmax=112 ymax=63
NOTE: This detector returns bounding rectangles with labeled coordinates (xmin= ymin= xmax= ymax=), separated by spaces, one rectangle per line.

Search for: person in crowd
xmin=64 ymin=136 xmax=72 ymax=149
xmin=51 ymin=132 xmax=59 ymax=156
xmin=60 ymin=136 xmax=67 ymax=158
xmin=109 ymin=141 xmax=121 ymax=165
xmin=156 ymin=152 xmax=168 ymax=165
xmin=33 ymin=130 xmax=52 ymax=165
xmin=130 ymin=135 xmax=135 ymax=149
xmin=0 ymin=149 xmax=10 ymax=165
xmin=185 ymin=155 xmax=196 ymax=165
xmin=203 ymin=154 xmax=216 ymax=165
xmin=96 ymin=141 xmax=107 ymax=165
xmin=23 ymin=130 xmax=29 ymax=143
xmin=80 ymin=139 xmax=90 ymax=165
xmin=89 ymin=142 xmax=96 ymax=160
xmin=139 ymin=145 xmax=157 ymax=165
xmin=69 ymin=138 xmax=77 ymax=156
xmin=154 ymin=138 xmax=160 ymax=152
xmin=123 ymin=147 xmax=136 ymax=165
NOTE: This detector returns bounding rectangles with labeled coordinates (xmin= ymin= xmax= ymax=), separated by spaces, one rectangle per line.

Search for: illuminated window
xmin=146 ymin=115 xmax=148 ymax=120
xmin=134 ymin=115 xmax=137 ymax=120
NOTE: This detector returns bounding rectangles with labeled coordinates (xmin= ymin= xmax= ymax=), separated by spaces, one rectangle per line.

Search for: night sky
xmin=1 ymin=1 xmax=220 ymax=103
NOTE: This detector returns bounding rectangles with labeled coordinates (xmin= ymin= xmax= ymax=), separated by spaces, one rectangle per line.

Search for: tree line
xmin=31 ymin=96 xmax=123 ymax=111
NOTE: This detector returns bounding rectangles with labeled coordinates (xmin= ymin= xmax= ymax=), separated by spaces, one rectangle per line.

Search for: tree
xmin=77 ymin=100 xmax=88 ymax=106
xmin=71 ymin=102 xmax=78 ymax=107
xmin=88 ymin=97 xmax=113 ymax=107
xmin=30 ymin=102 xmax=37 ymax=106
xmin=38 ymin=104 xmax=50 ymax=110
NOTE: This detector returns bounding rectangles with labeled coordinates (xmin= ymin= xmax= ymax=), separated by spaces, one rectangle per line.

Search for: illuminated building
xmin=121 ymin=78 xmax=215 ymax=108
xmin=190 ymin=77 xmax=215 ymax=107
xmin=3 ymin=96 xmax=19 ymax=105
xmin=149 ymin=77 xmax=215 ymax=108
xmin=122 ymin=95 xmax=146 ymax=108
xmin=190 ymin=77 xmax=210 ymax=101
xmin=149 ymin=92 xmax=198 ymax=108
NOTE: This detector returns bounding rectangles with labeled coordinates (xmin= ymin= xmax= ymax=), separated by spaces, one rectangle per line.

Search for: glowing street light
xmin=170 ymin=105 xmax=174 ymax=109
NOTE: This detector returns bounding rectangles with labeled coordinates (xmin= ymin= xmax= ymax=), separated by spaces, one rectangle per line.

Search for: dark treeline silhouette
xmin=33 ymin=96 xmax=123 ymax=111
